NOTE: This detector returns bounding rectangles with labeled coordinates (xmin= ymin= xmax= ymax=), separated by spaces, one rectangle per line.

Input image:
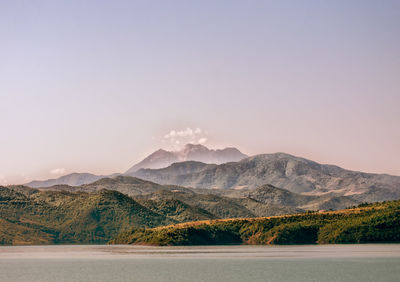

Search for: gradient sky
xmin=1 ymin=0 xmax=399 ymax=184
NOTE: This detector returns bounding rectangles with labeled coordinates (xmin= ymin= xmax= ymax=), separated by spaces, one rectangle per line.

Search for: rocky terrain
xmin=133 ymin=153 xmax=400 ymax=203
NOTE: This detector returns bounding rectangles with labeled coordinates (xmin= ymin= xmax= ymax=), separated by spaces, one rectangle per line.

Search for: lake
xmin=0 ymin=244 xmax=399 ymax=282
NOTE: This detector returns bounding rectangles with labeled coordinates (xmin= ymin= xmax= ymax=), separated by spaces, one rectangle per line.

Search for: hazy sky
xmin=1 ymin=0 xmax=399 ymax=184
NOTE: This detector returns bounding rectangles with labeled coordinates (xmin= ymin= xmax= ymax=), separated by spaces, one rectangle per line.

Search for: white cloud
xmin=163 ymin=127 xmax=208 ymax=149
xmin=198 ymin=138 xmax=208 ymax=144
xmin=50 ymin=168 xmax=66 ymax=175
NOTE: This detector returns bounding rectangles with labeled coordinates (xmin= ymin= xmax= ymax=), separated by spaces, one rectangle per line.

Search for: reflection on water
xmin=0 ymin=244 xmax=399 ymax=282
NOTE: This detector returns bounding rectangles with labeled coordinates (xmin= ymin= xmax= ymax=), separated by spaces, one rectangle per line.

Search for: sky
xmin=1 ymin=0 xmax=399 ymax=184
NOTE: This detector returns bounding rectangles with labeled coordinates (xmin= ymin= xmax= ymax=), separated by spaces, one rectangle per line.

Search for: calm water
xmin=0 ymin=244 xmax=399 ymax=282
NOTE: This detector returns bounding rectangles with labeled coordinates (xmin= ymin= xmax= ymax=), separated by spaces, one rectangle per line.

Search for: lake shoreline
xmin=1 ymin=244 xmax=400 ymax=259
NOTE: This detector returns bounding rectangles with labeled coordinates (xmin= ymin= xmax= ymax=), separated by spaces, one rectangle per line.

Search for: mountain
xmin=24 ymin=144 xmax=247 ymax=188
xmin=25 ymin=173 xmax=108 ymax=188
xmin=125 ymin=144 xmax=248 ymax=174
xmin=132 ymin=153 xmax=400 ymax=202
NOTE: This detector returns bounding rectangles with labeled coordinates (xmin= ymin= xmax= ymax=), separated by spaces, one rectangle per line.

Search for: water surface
xmin=0 ymin=244 xmax=399 ymax=282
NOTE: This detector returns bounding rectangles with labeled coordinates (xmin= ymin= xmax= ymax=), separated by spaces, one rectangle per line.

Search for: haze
xmin=1 ymin=0 xmax=399 ymax=184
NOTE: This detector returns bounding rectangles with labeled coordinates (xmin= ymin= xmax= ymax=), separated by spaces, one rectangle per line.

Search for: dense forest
xmin=111 ymin=200 xmax=400 ymax=245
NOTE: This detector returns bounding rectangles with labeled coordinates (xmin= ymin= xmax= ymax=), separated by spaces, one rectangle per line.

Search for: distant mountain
xmin=125 ymin=144 xmax=248 ymax=174
xmin=132 ymin=153 xmax=400 ymax=202
xmin=25 ymin=144 xmax=247 ymax=188
xmin=25 ymin=172 xmax=118 ymax=188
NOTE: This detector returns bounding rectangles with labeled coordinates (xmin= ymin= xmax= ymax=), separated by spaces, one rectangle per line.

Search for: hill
xmin=0 ymin=182 xmax=301 ymax=245
xmin=33 ymin=174 xmax=356 ymax=211
xmin=31 ymin=175 xmax=381 ymax=211
xmin=35 ymin=175 xmax=197 ymax=197
xmin=38 ymin=176 xmax=306 ymax=216
xmin=111 ymin=199 xmax=400 ymax=246
xmin=134 ymin=188 xmax=302 ymax=219
xmin=0 ymin=186 xmax=171 ymax=245
xmin=25 ymin=172 xmax=108 ymax=188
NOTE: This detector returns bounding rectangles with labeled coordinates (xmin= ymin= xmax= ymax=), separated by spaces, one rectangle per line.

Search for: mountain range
xmin=23 ymin=145 xmax=400 ymax=209
xmin=3 ymin=154 xmax=400 ymax=245
xmin=132 ymin=152 xmax=400 ymax=202
xmin=26 ymin=144 xmax=248 ymax=188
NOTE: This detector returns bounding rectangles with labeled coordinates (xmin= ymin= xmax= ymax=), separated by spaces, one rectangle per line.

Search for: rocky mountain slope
xmin=133 ymin=153 xmax=400 ymax=202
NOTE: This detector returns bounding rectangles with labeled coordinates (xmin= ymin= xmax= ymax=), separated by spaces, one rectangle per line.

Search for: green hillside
xmin=2 ymin=181 xmax=399 ymax=246
xmin=0 ymin=186 xmax=172 ymax=245
xmin=111 ymin=200 xmax=400 ymax=246
xmin=0 ymin=184 xmax=299 ymax=245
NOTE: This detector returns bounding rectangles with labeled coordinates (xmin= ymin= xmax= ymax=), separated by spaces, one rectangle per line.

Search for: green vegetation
xmin=134 ymin=188 xmax=302 ymax=219
xmin=0 ymin=186 xmax=172 ymax=245
xmin=0 ymin=184 xmax=304 ymax=245
xmin=2 ymin=182 xmax=399 ymax=246
xmin=0 ymin=184 xmax=298 ymax=245
xmin=111 ymin=200 xmax=400 ymax=245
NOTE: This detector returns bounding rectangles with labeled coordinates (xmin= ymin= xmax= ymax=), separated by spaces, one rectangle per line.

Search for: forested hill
xmin=0 ymin=184 xmax=298 ymax=245
xmin=111 ymin=200 xmax=400 ymax=246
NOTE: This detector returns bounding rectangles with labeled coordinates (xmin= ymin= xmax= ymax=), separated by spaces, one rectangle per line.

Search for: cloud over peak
xmin=163 ymin=127 xmax=208 ymax=149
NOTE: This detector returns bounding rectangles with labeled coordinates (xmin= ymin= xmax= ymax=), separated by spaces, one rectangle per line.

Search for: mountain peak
xmin=183 ymin=143 xmax=207 ymax=149
xmin=154 ymin=148 xmax=169 ymax=154
xmin=125 ymin=145 xmax=248 ymax=174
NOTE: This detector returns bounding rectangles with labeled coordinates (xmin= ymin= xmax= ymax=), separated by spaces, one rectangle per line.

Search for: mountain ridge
xmin=132 ymin=152 xmax=400 ymax=202
xmin=125 ymin=144 xmax=248 ymax=174
xmin=24 ymin=144 xmax=247 ymax=188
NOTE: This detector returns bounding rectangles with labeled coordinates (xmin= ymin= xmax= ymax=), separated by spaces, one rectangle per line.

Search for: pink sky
xmin=1 ymin=1 xmax=399 ymax=184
